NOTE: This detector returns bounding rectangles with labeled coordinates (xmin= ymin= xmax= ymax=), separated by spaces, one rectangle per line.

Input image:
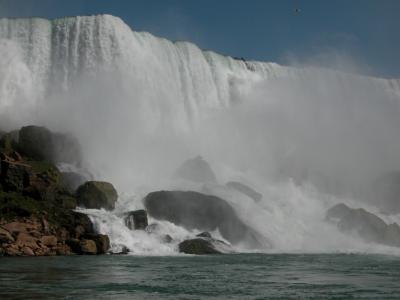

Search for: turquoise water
xmin=1 ymin=254 xmax=399 ymax=299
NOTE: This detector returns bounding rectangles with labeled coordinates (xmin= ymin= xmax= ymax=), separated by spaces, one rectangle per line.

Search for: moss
xmin=26 ymin=160 xmax=61 ymax=185
xmin=0 ymin=133 xmax=17 ymax=154
xmin=76 ymin=181 xmax=117 ymax=210
xmin=0 ymin=191 xmax=46 ymax=220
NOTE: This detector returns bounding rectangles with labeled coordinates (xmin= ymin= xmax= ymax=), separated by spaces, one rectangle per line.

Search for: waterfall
xmin=1 ymin=14 xmax=400 ymax=254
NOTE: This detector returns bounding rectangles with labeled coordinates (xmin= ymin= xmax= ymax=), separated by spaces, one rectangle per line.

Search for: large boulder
xmin=179 ymin=238 xmax=222 ymax=255
xmin=82 ymin=233 xmax=110 ymax=254
xmin=174 ymin=156 xmax=217 ymax=183
xmin=76 ymin=181 xmax=118 ymax=210
xmin=18 ymin=125 xmax=81 ymax=164
xmin=326 ymin=203 xmax=400 ymax=247
xmin=144 ymin=191 xmax=267 ymax=248
xmin=226 ymin=181 xmax=262 ymax=202
xmin=326 ymin=203 xmax=353 ymax=220
xmin=123 ymin=209 xmax=148 ymax=230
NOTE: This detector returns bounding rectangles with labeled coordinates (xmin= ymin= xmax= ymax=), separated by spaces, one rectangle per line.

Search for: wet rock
xmin=18 ymin=126 xmax=54 ymax=161
xmin=79 ymin=239 xmax=97 ymax=255
xmin=326 ymin=203 xmax=353 ymax=220
xmin=22 ymin=246 xmax=35 ymax=256
xmin=124 ymin=209 xmax=148 ymax=230
xmin=326 ymin=204 xmax=400 ymax=247
xmin=40 ymin=235 xmax=57 ymax=247
xmin=0 ymin=227 xmax=14 ymax=243
xmin=83 ymin=233 xmax=110 ymax=254
xmin=16 ymin=232 xmax=38 ymax=249
xmin=196 ymin=231 xmax=212 ymax=238
xmin=178 ymin=238 xmax=222 ymax=255
xmin=226 ymin=181 xmax=262 ymax=202
xmin=112 ymin=245 xmax=130 ymax=255
xmin=174 ymin=156 xmax=217 ymax=183
xmin=76 ymin=181 xmax=118 ymax=210
xmin=161 ymin=234 xmax=173 ymax=243
xmin=144 ymin=190 xmax=267 ymax=248
xmin=18 ymin=125 xmax=82 ymax=164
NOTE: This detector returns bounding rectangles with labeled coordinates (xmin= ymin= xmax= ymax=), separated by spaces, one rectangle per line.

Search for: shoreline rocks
xmin=0 ymin=125 xmax=112 ymax=257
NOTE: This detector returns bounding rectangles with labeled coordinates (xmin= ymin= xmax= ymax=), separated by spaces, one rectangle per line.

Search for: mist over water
xmin=1 ymin=15 xmax=400 ymax=254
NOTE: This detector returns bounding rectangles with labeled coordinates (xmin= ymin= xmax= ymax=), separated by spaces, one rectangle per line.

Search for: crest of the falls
xmin=2 ymin=14 xmax=398 ymax=129
xmin=1 ymin=15 xmax=400 ymax=254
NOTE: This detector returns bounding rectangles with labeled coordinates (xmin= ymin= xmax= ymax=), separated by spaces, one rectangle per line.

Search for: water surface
xmin=1 ymin=254 xmax=399 ymax=299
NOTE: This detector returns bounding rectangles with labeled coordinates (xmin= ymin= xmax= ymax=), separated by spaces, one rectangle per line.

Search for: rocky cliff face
xmin=0 ymin=125 xmax=111 ymax=256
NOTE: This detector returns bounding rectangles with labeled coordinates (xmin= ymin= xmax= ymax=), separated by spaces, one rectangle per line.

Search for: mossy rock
xmin=57 ymin=195 xmax=77 ymax=209
xmin=76 ymin=181 xmax=118 ymax=210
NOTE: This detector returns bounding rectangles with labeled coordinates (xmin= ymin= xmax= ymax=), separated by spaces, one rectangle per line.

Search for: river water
xmin=1 ymin=253 xmax=399 ymax=299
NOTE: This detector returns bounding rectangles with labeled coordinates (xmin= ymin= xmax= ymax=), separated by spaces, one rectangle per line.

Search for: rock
xmin=112 ymin=245 xmax=130 ymax=255
xmin=58 ymin=195 xmax=77 ymax=209
xmin=384 ymin=223 xmax=400 ymax=247
xmin=226 ymin=181 xmax=262 ymax=202
xmin=124 ymin=209 xmax=148 ymax=230
xmin=144 ymin=191 xmax=267 ymax=248
xmin=83 ymin=233 xmax=110 ymax=254
xmin=178 ymin=238 xmax=222 ymax=255
xmin=18 ymin=126 xmax=54 ymax=161
xmin=174 ymin=156 xmax=217 ymax=183
xmin=66 ymin=238 xmax=81 ymax=253
xmin=0 ymin=155 xmax=31 ymax=192
xmin=40 ymin=235 xmax=57 ymax=247
xmin=196 ymin=231 xmax=212 ymax=238
xmin=326 ymin=204 xmax=400 ymax=247
xmin=338 ymin=208 xmax=388 ymax=244
xmin=79 ymin=239 xmax=97 ymax=255
xmin=162 ymin=234 xmax=173 ymax=243
xmin=76 ymin=181 xmax=118 ymax=210
xmin=16 ymin=232 xmax=38 ymax=249
xmin=61 ymin=172 xmax=87 ymax=193
xmin=226 ymin=181 xmax=263 ymax=202
xmin=326 ymin=203 xmax=353 ymax=220
xmin=22 ymin=246 xmax=35 ymax=256
xmin=0 ymin=227 xmax=14 ymax=243
xmin=18 ymin=125 xmax=82 ymax=164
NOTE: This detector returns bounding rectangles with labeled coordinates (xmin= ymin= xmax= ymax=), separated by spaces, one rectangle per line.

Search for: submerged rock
xmin=144 ymin=190 xmax=267 ymax=248
xmin=76 ymin=181 xmax=118 ymax=210
xmin=124 ymin=209 xmax=148 ymax=230
xmin=179 ymin=238 xmax=222 ymax=255
xmin=174 ymin=156 xmax=217 ymax=183
xmin=226 ymin=181 xmax=262 ymax=202
xmin=326 ymin=203 xmax=400 ymax=247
